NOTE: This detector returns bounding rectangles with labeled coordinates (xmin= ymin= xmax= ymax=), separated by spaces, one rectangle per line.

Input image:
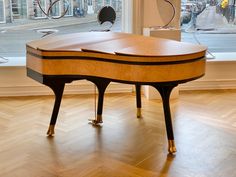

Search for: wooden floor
xmin=0 ymin=90 xmax=236 ymax=177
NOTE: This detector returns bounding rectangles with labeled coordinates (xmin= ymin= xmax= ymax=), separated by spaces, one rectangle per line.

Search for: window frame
xmin=0 ymin=0 xmax=6 ymax=23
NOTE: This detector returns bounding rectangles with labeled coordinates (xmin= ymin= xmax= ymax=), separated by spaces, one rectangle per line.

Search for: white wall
xmin=143 ymin=0 xmax=180 ymax=28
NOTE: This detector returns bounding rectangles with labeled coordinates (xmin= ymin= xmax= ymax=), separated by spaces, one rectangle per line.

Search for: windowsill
xmin=0 ymin=57 xmax=26 ymax=67
xmin=206 ymin=52 xmax=236 ymax=62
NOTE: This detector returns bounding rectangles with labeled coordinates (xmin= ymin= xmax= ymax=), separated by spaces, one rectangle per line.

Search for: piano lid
xmin=26 ymin=32 xmax=207 ymax=61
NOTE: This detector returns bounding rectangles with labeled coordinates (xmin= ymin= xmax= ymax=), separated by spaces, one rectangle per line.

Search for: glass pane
xmin=95 ymin=0 xmax=103 ymax=13
xmin=0 ymin=0 xmax=5 ymax=23
xmin=105 ymin=0 xmax=110 ymax=5
xmin=64 ymin=0 xmax=73 ymax=16
xmin=11 ymin=0 xmax=27 ymax=19
xmin=181 ymin=0 xmax=236 ymax=53
xmin=0 ymin=0 xmax=122 ymax=59
xmin=49 ymin=0 xmax=60 ymax=17
xmin=33 ymin=0 xmax=46 ymax=18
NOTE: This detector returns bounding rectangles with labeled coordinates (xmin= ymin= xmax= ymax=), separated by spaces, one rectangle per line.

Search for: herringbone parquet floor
xmin=0 ymin=90 xmax=236 ymax=177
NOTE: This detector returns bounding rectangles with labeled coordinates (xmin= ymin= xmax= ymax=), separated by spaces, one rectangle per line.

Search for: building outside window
xmin=33 ymin=0 xmax=73 ymax=18
xmin=0 ymin=0 xmax=122 ymax=59
xmin=64 ymin=0 xmax=73 ymax=16
xmin=49 ymin=0 xmax=60 ymax=17
xmin=105 ymin=0 xmax=111 ymax=5
xmin=0 ymin=0 xmax=5 ymax=23
xmin=33 ymin=0 xmax=46 ymax=18
xmin=11 ymin=0 xmax=28 ymax=19
xmin=181 ymin=0 xmax=236 ymax=56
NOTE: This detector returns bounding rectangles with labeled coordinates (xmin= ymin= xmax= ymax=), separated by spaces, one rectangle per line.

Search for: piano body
xmin=26 ymin=32 xmax=207 ymax=153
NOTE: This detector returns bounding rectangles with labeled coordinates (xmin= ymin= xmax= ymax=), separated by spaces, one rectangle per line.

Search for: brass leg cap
xmin=96 ymin=114 xmax=103 ymax=123
xmin=47 ymin=125 xmax=55 ymax=136
xmin=137 ymin=108 xmax=141 ymax=118
xmin=89 ymin=115 xmax=103 ymax=125
xmin=168 ymin=140 xmax=177 ymax=154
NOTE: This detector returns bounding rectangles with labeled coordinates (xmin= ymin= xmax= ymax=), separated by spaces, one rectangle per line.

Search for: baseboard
xmin=1 ymin=79 xmax=234 ymax=97
xmin=0 ymin=82 xmax=133 ymax=97
xmin=0 ymin=66 xmax=133 ymax=97
xmin=180 ymin=79 xmax=236 ymax=90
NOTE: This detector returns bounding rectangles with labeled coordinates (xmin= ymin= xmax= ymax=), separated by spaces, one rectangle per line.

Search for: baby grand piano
xmin=26 ymin=32 xmax=207 ymax=153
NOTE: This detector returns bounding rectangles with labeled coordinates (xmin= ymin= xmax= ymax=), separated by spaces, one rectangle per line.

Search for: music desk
xmin=26 ymin=32 xmax=207 ymax=153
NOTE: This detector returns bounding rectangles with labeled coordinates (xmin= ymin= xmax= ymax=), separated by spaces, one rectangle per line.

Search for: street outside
xmin=182 ymin=4 xmax=236 ymax=54
xmin=1 ymin=4 xmax=236 ymax=58
xmin=0 ymin=14 xmax=119 ymax=57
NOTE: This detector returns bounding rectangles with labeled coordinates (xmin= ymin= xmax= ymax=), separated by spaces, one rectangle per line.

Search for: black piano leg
xmin=152 ymin=84 xmax=177 ymax=154
xmin=89 ymin=79 xmax=110 ymax=125
xmin=135 ymin=84 xmax=142 ymax=118
xmin=45 ymin=81 xmax=65 ymax=136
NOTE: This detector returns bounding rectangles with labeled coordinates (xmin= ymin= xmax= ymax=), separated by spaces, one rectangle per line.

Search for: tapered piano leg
xmin=152 ymin=84 xmax=177 ymax=154
xmin=135 ymin=84 xmax=142 ymax=118
xmin=45 ymin=81 xmax=65 ymax=136
xmin=89 ymin=79 xmax=110 ymax=125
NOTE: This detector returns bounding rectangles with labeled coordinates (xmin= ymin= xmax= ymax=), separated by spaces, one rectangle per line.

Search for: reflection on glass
xmin=64 ymin=0 xmax=73 ymax=16
xmin=33 ymin=0 xmax=46 ymax=18
xmin=0 ymin=0 xmax=5 ymax=23
xmin=11 ymin=0 xmax=27 ymax=19
xmin=0 ymin=0 xmax=122 ymax=58
xmin=181 ymin=0 xmax=236 ymax=53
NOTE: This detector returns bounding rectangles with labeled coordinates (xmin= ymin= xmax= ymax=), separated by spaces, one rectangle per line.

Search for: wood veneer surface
xmin=27 ymin=32 xmax=207 ymax=60
xmin=26 ymin=32 xmax=207 ymax=83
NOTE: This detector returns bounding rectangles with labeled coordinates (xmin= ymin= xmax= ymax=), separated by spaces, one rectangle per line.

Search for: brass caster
xmin=89 ymin=115 xmax=103 ymax=125
xmin=168 ymin=140 xmax=177 ymax=154
xmin=47 ymin=125 xmax=55 ymax=136
xmin=137 ymin=108 xmax=141 ymax=118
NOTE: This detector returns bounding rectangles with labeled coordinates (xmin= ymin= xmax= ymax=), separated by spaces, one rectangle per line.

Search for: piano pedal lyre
xmin=47 ymin=125 xmax=55 ymax=136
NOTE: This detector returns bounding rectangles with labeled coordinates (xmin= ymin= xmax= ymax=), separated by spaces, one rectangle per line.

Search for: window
xmin=0 ymin=0 xmax=122 ymax=59
xmin=11 ymin=0 xmax=27 ymax=19
xmin=0 ymin=0 xmax=5 ymax=23
xmin=33 ymin=0 xmax=46 ymax=18
xmin=64 ymin=0 xmax=73 ymax=16
xmin=181 ymin=0 xmax=236 ymax=56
